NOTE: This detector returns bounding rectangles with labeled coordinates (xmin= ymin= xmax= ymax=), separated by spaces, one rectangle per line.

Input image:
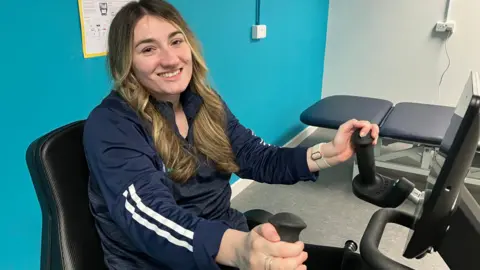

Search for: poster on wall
xmin=78 ymin=0 xmax=132 ymax=58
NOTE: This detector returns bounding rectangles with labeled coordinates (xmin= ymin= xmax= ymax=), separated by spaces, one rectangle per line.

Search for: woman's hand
xmin=235 ymin=223 xmax=308 ymax=270
xmin=319 ymin=119 xmax=379 ymax=167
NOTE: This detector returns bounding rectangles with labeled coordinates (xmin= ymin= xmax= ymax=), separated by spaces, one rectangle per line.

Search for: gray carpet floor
xmin=231 ymin=128 xmax=480 ymax=270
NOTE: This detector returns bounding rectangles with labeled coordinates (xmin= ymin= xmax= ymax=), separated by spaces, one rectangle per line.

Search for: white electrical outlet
xmin=445 ymin=21 xmax=456 ymax=32
xmin=252 ymin=25 xmax=267 ymax=39
xmin=436 ymin=22 xmax=448 ymax=32
xmin=436 ymin=20 xmax=456 ymax=33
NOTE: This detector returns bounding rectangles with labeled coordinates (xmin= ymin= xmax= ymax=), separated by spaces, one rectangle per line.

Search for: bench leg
xmin=376 ymin=148 xmax=421 ymax=163
xmin=465 ymin=176 xmax=480 ymax=186
xmin=372 ymin=138 xmax=434 ymax=166
xmin=421 ymin=147 xmax=435 ymax=170
xmin=351 ymin=140 xmax=429 ymax=178
xmin=375 ymin=144 xmax=435 ymax=177
xmin=351 ymin=139 xmax=437 ymax=184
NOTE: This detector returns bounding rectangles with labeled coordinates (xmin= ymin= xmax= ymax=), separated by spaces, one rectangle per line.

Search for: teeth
xmin=159 ymin=69 xmax=180 ymax=78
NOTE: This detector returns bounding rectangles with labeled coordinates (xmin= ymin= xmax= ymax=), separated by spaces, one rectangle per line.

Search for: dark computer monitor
xmin=403 ymin=71 xmax=480 ymax=259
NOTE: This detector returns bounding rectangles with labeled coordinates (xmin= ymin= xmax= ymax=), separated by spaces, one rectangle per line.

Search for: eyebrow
xmin=134 ymin=30 xmax=183 ymax=48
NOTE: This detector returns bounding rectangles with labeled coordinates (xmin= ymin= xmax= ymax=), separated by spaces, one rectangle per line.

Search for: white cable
xmin=438 ymin=31 xmax=452 ymax=104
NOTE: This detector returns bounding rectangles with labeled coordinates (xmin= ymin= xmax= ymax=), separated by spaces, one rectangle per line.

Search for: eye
xmin=141 ymin=47 xmax=155 ymax=54
xmin=172 ymin=38 xmax=184 ymax=46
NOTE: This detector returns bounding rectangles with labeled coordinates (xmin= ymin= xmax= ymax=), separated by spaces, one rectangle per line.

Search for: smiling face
xmin=131 ymin=15 xmax=193 ymax=102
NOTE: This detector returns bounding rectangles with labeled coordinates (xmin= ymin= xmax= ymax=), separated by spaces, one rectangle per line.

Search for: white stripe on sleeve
xmin=127 ymin=184 xmax=194 ymax=239
xmin=124 ymin=198 xmax=193 ymax=252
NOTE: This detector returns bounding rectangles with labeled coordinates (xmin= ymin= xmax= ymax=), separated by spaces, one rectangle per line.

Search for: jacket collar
xmin=151 ymin=86 xmax=203 ymax=125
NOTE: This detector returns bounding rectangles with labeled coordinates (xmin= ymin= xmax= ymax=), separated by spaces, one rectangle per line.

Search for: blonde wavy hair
xmin=107 ymin=0 xmax=239 ymax=183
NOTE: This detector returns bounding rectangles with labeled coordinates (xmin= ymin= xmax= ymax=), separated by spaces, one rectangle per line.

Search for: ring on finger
xmin=264 ymin=256 xmax=273 ymax=270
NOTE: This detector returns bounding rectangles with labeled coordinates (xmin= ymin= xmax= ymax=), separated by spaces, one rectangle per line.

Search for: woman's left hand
xmin=325 ymin=119 xmax=379 ymax=165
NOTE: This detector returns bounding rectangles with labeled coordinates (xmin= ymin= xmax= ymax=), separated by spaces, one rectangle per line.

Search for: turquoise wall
xmin=0 ymin=0 xmax=329 ymax=268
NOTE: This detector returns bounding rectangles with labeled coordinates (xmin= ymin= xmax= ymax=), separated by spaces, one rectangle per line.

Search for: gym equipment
xmin=300 ymin=80 xmax=480 ymax=187
xmin=267 ymin=70 xmax=480 ymax=269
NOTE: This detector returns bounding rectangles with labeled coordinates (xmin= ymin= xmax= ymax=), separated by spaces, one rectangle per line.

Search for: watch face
xmin=311 ymin=144 xmax=323 ymax=160
xmin=311 ymin=151 xmax=322 ymax=160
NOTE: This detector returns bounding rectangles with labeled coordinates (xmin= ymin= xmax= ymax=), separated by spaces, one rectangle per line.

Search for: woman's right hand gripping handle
xmin=216 ymin=223 xmax=308 ymax=270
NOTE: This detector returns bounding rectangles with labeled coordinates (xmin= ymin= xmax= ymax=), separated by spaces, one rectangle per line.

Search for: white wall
xmin=322 ymin=0 xmax=480 ymax=107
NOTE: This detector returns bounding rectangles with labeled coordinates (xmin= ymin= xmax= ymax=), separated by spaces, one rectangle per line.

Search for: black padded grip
xmin=244 ymin=209 xmax=273 ymax=230
xmin=360 ymin=209 xmax=416 ymax=270
xmin=268 ymin=212 xmax=307 ymax=243
xmin=352 ymin=129 xmax=377 ymax=185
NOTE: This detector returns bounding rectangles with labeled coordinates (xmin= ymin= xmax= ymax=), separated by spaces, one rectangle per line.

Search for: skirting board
xmin=230 ymin=125 xmax=319 ymax=200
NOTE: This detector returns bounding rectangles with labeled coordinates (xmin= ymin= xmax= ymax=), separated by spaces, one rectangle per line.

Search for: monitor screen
xmin=404 ymin=71 xmax=480 ymax=258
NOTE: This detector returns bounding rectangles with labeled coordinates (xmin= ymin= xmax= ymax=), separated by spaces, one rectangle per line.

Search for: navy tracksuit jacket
xmin=83 ymin=89 xmax=318 ymax=269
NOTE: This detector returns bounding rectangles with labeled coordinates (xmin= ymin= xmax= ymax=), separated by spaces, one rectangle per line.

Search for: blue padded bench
xmin=300 ymin=95 xmax=394 ymax=129
xmin=380 ymin=102 xmax=455 ymax=146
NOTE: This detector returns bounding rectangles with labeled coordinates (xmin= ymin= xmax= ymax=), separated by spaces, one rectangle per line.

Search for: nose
xmin=158 ymin=47 xmax=179 ymax=68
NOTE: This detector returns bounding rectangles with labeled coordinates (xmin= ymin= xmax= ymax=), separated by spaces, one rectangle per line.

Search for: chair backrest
xmin=26 ymin=120 xmax=106 ymax=270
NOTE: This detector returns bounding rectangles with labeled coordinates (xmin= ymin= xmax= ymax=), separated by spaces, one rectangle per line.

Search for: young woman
xmin=82 ymin=0 xmax=379 ymax=269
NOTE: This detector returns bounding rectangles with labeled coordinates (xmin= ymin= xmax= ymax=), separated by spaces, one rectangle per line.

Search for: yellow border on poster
xmin=78 ymin=0 xmax=108 ymax=58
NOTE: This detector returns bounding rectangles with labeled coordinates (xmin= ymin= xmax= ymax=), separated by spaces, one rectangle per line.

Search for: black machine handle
xmin=360 ymin=208 xmax=416 ymax=270
xmin=351 ymin=129 xmax=415 ymax=208
xmin=268 ymin=212 xmax=307 ymax=243
xmin=352 ymin=129 xmax=380 ymax=186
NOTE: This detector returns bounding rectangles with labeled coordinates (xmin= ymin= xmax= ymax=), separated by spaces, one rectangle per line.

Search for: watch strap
xmin=311 ymin=143 xmax=331 ymax=169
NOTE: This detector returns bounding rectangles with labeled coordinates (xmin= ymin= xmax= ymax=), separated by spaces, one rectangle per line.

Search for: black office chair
xmin=26 ymin=120 xmax=106 ymax=270
xmin=25 ymin=120 xmax=272 ymax=270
